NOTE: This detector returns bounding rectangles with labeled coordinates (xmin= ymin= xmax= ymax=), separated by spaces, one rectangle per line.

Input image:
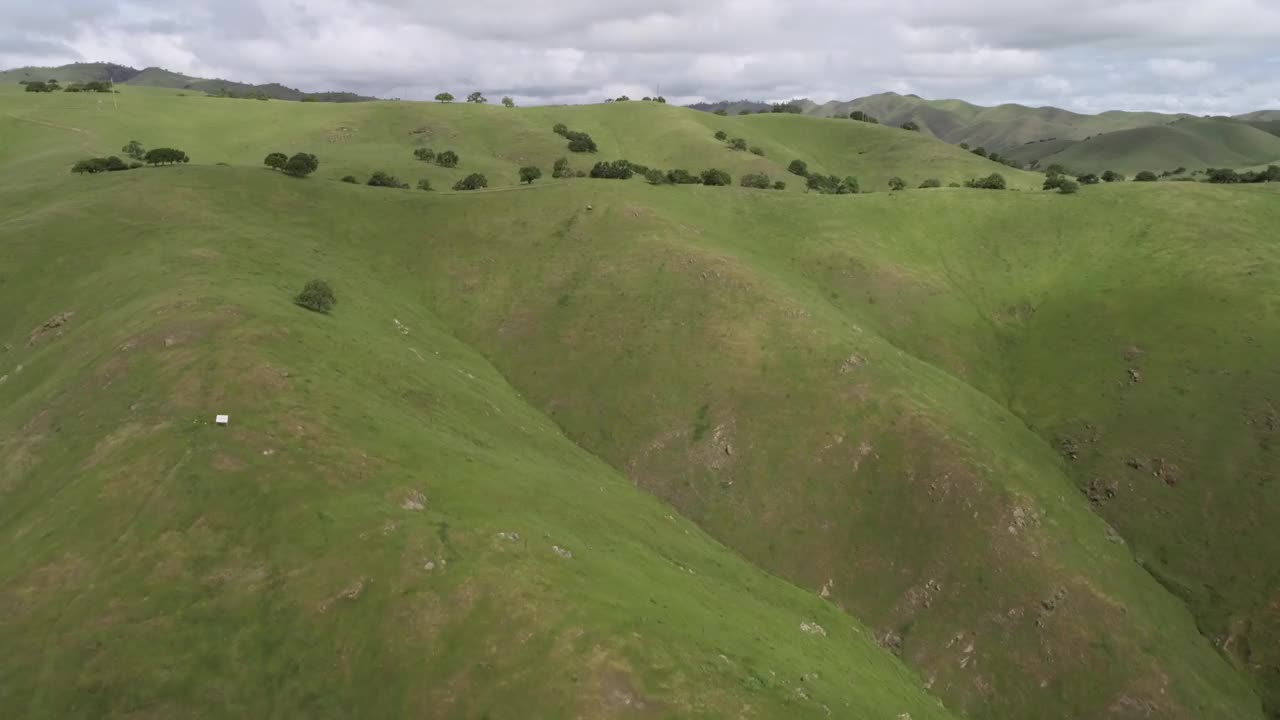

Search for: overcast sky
xmin=3 ymin=0 xmax=1278 ymax=113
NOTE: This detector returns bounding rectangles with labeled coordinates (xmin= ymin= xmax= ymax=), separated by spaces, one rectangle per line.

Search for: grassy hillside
xmin=814 ymin=92 xmax=1189 ymax=153
xmin=0 ymin=133 xmax=953 ymax=720
xmin=2 ymin=63 xmax=372 ymax=102
xmin=1031 ymin=117 xmax=1280 ymax=174
xmin=3 ymin=85 xmax=1280 ymax=719
xmin=2 ymin=85 xmax=1043 ymax=191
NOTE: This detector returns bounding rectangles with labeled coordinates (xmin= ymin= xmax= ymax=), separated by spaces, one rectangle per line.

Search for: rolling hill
xmin=1032 ymin=117 xmax=1280 ymax=174
xmin=0 ymin=62 xmax=373 ymax=102
xmin=3 ymin=83 xmax=1280 ymax=719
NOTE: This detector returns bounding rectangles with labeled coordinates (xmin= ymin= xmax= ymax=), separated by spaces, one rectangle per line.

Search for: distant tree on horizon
xmin=435 ymin=92 xmax=454 ymax=103
xmin=467 ymin=91 xmax=487 ymax=104
xmin=143 ymin=148 xmax=189 ymax=166
xmin=502 ymin=96 xmax=515 ymax=108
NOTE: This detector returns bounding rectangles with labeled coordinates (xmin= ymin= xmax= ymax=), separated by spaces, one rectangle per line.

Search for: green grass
xmin=3 ymin=85 xmax=1280 ymax=719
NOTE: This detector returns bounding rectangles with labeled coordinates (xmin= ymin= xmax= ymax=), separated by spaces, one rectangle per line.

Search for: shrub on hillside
xmin=1057 ymin=179 xmax=1081 ymax=194
xmin=1077 ymin=173 xmax=1100 ymax=185
xmin=590 ymin=160 xmax=634 ymax=180
xmin=1043 ymin=174 xmax=1068 ymax=191
xmin=740 ymin=173 xmax=771 ymax=189
xmin=453 ymin=173 xmax=489 ymax=191
xmin=666 ymin=168 xmax=699 ymax=184
xmin=295 ymin=279 xmax=336 ymax=314
xmin=122 ymin=141 xmax=146 ymax=161
xmin=414 ymin=147 xmax=436 ymax=162
xmin=1134 ymin=171 xmax=1159 ymax=182
xmin=849 ymin=110 xmax=878 ymax=123
xmin=1102 ymin=170 xmax=1125 ymax=182
xmin=552 ymin=157 xmax=572 ymax=178
xmin=964 ymin=173 xmax=1007 ymax=190
xmin=23 ymin=81 xmax=55 ymax=93
xmin=264 ymin=152 xmax=289 ymax=171
xmin=71 ymin=156 xmax=130 ymax=174
xmin=341 ymin=175 xmax=358 ymax=183
xmin=788 ymin=159 xmax=809 ymax=177
xmin=143 ymin=148 xmax=189 ymax=166
xmin=729 ymin=138 xmax=748 ymax=151
xmin=806 ymin=174 xmax=859 ymax=194
xmin=519 ymin=166 xmax=543 ymax=184
xmin=918 ymin=178 xmax=942 ymax=188
xmin=900 ymin=121 xmax=920 ymax=132
xmin=971 ymin=147 xmax=989 ymax=158
xmin=750 ymin=146 xmax=765 ymax=156
xmin=283 ymin=153 xmax=319 ymax=178
xmin=773 ymin=180 xmax=787 ymax=190
xmin=553 ymin=124 xmax=569 ymax=136
xmin=700 ymin=168 xmax=732 ymax=186
xmin=888 ymin=176 xmax=907 ymax=191
xmin=367 ymin=171 xmax=409 ymax=188
xmin=714 ymin=130 xmax=728 ymax=141
xmin=566 ymin=131 xmax=598 ymax=153
xmin=502 ymin=96 xmax=514 ymax=108
xmin=417 ymin=179 xmax=433 ymax=191
xmin=644 ymin=168 xmax=667 ymax=184
xmin=436 ymin=150 xmax=459 ymax=168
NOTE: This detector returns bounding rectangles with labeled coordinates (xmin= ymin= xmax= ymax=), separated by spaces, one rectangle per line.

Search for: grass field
xmin=2 ymin=84 xmax=1279 ymax=719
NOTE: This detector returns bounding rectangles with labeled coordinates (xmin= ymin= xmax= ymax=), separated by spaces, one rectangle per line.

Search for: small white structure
xmin=215 ymin=414 xmax=229 ymax=426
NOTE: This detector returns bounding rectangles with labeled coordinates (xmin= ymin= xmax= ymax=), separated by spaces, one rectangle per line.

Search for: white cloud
xmin=0 ymin=0 xmax=1277 ymax=113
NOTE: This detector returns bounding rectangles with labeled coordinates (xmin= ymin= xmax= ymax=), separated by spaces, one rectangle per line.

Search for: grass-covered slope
xmin=3 ymin=86 xmax=1280 ymax=719
xmin=0 ymin=165 xmax=954 ymax=719
xmin=816 ymin=92 xmax=1189 ymax=153
xmin=3 ymin=84 xmax=1042 ymax=191
xmin=1038 ymin=117 xmax=1280 ymax=174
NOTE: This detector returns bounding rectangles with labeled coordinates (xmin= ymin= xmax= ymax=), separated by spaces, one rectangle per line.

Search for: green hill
xmin=3 ymin=84 xmax=1280 ymax=719
xmin=1034 ymin=117 xmax=1280 ymax=174
xmin=1 ymin=63 xmax=373 ymax=102
xmin=811 ymin=92 xmax=1190 ymax=153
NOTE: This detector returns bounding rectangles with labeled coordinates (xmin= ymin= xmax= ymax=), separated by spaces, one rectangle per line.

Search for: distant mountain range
xmin=0 ymin=62 xmax=374 ymax=103
xmin=692 ymin=93 xmax=1280 ymax=173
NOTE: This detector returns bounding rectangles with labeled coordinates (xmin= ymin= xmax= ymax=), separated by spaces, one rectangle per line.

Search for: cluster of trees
xmin=900 ymin=121 xmax=921 ymax=132
xmin=806 ymin=174 xmax=861 ymax=194
xmin=122 ymin=141 xmax=145 ymax=161
xmin=425 ymin=90 xmax=510 ymax=104
xmin=553 ymin=124 xmax=598 ymax=153
xmin=960 ymin=144 xmax=1023 ymax=169
xmin=263 ymin=152 xmax=319 ymax=177
xmin=1205 ymin=166 xmax=1280 ymax=184
xmin=453 ymin=173 xmax=488 ymax=191
xmin=590 ymin=160 xmax=634 ymax=179
xmin=636 ymin=167 xmax=733 ymax=186
xmin=142 ymin=148 xmax=189 ymax=166
xmin=849 ymin=111 xmax=880 ymax=124
xmin=64 ymin=81 xmax=113 ymax=93
xmin=1043 ymin=165 xmax=1081 ymax=194
xmin=712 ymin=130 xmax=764 ymax=155
xmin=1103 ymin=170 xmax=1126 ymax=182
xmin=413 ymin=148 xmax=460 ymax=167
xmin=1134 ymin=171 xmax=1159 ymax=182
xmin=605 ymin=95 xmax=668 ymax=103
xmin=918 ymin=178 xmax=942 ymax=188
xmin=964 ymin=173 xmax=1008 ymax=190
xmin=71 ymin=156 xmax=137 ymax=174
xmin=21 ymin=79 xmax=60 ymax=92
xmin=552 ymin=157 xmax=585 ymax=178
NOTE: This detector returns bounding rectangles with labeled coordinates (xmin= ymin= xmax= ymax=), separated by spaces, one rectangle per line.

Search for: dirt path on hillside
xmin=4 ymin=112 xmax=89 ymax=134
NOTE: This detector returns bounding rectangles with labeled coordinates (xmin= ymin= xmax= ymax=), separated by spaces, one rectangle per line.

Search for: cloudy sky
xmin=3 ymin=0 xmax=1279 ymax=113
